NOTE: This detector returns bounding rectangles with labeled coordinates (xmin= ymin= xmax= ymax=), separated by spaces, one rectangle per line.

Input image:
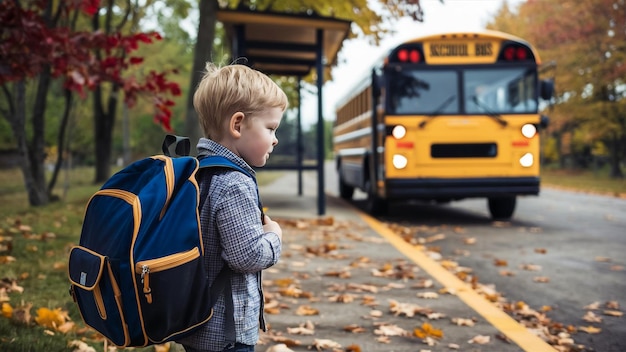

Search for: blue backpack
xmin=68 ymin=136 xmax=251 ymax=347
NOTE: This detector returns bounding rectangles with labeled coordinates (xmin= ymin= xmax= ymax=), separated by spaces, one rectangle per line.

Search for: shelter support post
xmin=316 ymin=28 xmax=325 ymax=215
xmin=297 ymin=77 xmax=303 ymax=196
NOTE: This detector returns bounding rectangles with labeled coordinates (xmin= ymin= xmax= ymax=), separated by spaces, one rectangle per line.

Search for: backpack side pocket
xmin=69 ymin=246 xmax=130 ymax=347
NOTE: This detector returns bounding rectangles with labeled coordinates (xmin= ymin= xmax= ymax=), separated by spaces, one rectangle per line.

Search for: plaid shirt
xmin=178 ymin=138 xmax=282 ymax=351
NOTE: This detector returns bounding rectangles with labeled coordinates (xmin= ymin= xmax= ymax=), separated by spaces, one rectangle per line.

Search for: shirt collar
xmin=196 ymin=138 xmax=256 ymax=176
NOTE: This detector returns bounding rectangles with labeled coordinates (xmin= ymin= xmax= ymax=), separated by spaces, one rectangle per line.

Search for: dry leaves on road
xmin=262 ymin=217 xmax=501 ymax=351
xmin=383 ymin=221 xmax=625 ymax=352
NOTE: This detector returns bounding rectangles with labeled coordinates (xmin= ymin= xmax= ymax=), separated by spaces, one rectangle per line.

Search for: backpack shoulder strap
xmin=196 ymin=155 xmax=262 ymax=345
xmin=198 ymin=155 xmax=252 ymax=178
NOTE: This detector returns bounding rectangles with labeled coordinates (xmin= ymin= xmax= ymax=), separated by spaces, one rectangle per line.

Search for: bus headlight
xmin=519 ymin=153 xmax=534 ymax=167
xmin=521 ymin=124 xmax=537 ymax=138
xmin=392 ymin=154 xmax=408 ymax=169
xmin=392 ymin=125 xmax=407 ymax=139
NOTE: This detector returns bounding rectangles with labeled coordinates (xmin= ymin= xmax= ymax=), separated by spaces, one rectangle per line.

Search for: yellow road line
xmin=357 ymin=210 xmax=556 ymax=352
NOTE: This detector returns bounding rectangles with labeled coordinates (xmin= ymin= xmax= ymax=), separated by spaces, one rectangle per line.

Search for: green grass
xmin=0 ymin=165 xmax=623 ymax=351
xmin=542 ymin=167 xmax=626 ymax=197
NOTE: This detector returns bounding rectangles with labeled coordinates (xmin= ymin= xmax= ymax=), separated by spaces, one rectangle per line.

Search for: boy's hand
xmin=263 ymin=214 xmax=282 ymax=242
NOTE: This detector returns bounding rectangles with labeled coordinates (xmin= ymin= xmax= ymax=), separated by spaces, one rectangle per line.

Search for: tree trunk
xmin=91 ymin=7 xmax=120 ymax=184
xmin=11 ymin=81 xmax=47 ymax=205
xmin=48 ymin=89 xmax=73 ymax=196
xmin=553 ymin=131 xmax=565 ymax=169
xmin=93 ymin=84 xmax=119 ymax=183
xmin=30 ymin=66 xmax=52 ymax=205
xmin=608 ymin=135 xmax=624 ymax=179
xmin=184 ymin=0 xmax=218 ymax=149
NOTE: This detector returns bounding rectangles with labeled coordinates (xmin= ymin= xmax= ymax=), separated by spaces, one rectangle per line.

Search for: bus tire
xmin=487 ymin=196 xmax=516 ymax=219
xmin=365 ymin=179 xmax=388 ymax=215
xmin=338 ymin=171 xmax=354 ymax=200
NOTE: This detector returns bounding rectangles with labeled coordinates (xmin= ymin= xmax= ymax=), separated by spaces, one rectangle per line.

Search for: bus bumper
xmin=385 ymin=177 xmax=540 ymax=200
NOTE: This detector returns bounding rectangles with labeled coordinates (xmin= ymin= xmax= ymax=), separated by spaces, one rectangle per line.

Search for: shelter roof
xmin=217 ymin=8 xmax=352 ymax=77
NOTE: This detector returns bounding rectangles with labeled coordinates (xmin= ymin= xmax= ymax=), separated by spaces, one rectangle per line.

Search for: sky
xmin=298 ymin=0 xmax=525 ymax=127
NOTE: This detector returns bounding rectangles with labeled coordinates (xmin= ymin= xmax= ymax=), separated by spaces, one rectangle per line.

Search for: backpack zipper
xmin=135 ymin=248 xmax=200 ymax=304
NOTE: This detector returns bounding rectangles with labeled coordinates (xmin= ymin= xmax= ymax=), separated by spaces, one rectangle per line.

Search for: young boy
xmin=178 ymin=63 xmax=288 ymax=352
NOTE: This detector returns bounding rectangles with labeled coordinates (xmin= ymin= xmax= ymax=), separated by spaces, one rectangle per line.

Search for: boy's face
xmin=236 ymin=107 xmax=283 ymax=167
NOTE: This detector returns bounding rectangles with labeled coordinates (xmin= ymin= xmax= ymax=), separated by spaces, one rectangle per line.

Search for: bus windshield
xmin=387 ymin=67 xmax=538 ymax=115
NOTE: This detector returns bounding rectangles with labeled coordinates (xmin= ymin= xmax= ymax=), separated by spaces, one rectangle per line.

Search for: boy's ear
xmin=228 ymin=112 xmax=245 ymax=138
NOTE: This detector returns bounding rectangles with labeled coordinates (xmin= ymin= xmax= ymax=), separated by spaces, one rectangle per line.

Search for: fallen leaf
xmin=499 ymin=270 xmax=516 ymax=277
xmin=584 ymin=301 xmax=601 ymax=310
xmin=265 ymin=344 xmax=295 ymax=352
xmin=412 ymin=279 xmax=433 ymax=289
xmin=368 ymin=309 xmax=383 ymax=318
xmin=583 ymin=311 xmax=602 ymax=323
xmin=579 ymin=325 xmax=602 ymax=334
xmin=57 ymin=321 xmax=75 ymax=334
xmin=534 ymin=248 xmax=547 ymax=254
xmin=360 ymin=295 xmax=378 ymax=306
xmin=345 ymin=344 xmax=362 ymax=352
xmin=520 ymin=264 xmax=542 ymax=271
xmin=389 ymin=299 xmax=432 ymax=317
xmin=424 ymin=233 xmax=446 ymax=243
xmin=68 ymin=340 xmax=96 ymax=352
xmin=295 ymin=305 xmax=319 ymax=316
xmin=328 ymin=293 xmax=356 ymax=303
xmin=11 ymin=303 xmax=32 ymax=324
xmin=374 ymin=323 xmax=409 ymax=336
xmin=417 ymin=292 xmax=439 ymax=299
xmin=426 ymin=312 xmax=446 ymax=320
xmin=375 ymin=336 xmax=391 ymax=343
xmin=451 ymin=317 xmax=475 ymax=326
xmin=0 ymin=256 xmax=16 ymax=264
xmin=279 ymin=286 xmax=311 ymax=298
xmin=324 ymin=270 xmax=351 ymax=279
xmin=494 ymin=258 xmax=508 ymax=267
xmin=603 ymin=310 xmax=623 ymax=317
xmin=35 ymin=307 xmax=70 ymax=330
xmin=343 ymin=324 xmax=366 ymax=333
xmin=153 ymin=344 xmax=170 ymax=352
xmin=273 ymin=278 xmax=296 ymax=287
xmin=533 ymin=276 xmax=550 ymax=283
xmin=606 ymin=301 xmax=620 ymax=310
xmin=310 ymin=338 xmax=341 ymax=351
xmin=413 ymin=322 xmax=443 ymax=339
xmin=347 ymin=283 xmax=378 ymax=293
xmin=2 ymin=302 xmax=13 ymax=318
xmin=540 ymin=305 xmax=553 ymax=312
xmin=463 ymin=237 xmax=476 ymax=245
xmin=286 ymin=326 xmax=314 ymax=335
xmin=468 ymin=335 xmax=491 ymax=344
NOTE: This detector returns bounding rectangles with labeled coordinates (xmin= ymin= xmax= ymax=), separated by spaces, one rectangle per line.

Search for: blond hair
xmin=193 ymin=62 xmax=288 ymax=140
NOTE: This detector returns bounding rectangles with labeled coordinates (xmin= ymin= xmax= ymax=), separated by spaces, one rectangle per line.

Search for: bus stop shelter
xmin=217 ymin=8 xmax=351 ymax=215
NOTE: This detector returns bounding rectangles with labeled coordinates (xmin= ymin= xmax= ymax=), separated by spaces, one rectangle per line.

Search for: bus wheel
xmin=487 ymin=196 xmax=516 ymax=219
xmin=338 ymin=172 xmax=354 ymax=200
xmin=365 ymin=180 xmax=388 ymax=215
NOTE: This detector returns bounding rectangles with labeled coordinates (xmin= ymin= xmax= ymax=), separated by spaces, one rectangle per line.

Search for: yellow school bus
xmin=333 ymin=30 xmax=554 ymax=219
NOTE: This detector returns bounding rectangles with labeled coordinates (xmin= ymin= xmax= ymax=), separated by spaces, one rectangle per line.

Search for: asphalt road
xmin=321 ymin=165 xmax=626 ymax=352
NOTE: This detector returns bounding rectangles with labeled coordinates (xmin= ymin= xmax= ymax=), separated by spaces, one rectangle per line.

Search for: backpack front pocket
xmin=134 ymin=247 xmax=213 ymax=343
xmin=68 ymin=246 xmax=130 ymax=347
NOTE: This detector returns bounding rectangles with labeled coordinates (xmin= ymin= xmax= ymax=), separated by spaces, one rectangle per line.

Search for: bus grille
xmin=431 ymin=143 xmax=497 ymax=158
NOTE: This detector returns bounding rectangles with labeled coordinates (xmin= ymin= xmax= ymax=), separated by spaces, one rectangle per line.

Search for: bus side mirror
xmin=540 ymin=115 xmax=549 ymax=129
xmin=539 ymin=79 xmax=554 ymax=100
